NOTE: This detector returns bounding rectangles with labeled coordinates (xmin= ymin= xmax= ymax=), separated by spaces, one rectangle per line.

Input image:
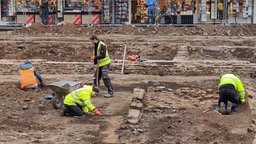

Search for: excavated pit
xmin=118 ymin=78 xmax=256 ymax=144
xmin=0 ymin=76 xmax=255 ymax=143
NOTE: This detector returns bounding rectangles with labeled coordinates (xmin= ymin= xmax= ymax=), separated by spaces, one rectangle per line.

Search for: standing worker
xmin=40 ymin=0 xmax=49 ymax=25
xmin=89 ymin=35 xmax=114 ymax=98
xmin=61 ymin=85 xmax=101 ymax=118
xmin=146 ymin=0 xmax=158 ymax=24
xmin=19 ymin=60 xmax=45 ymax=91
xmin=218 ymin=74 xmax=245 ymax=115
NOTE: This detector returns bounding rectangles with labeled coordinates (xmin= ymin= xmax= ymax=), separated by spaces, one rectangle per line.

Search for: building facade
xmin=0 ymin=0 xmax=255 ymax=25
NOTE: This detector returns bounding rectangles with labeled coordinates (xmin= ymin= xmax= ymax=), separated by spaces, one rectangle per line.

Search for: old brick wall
xmin=1 ymin=59 xmax=255 ymax=78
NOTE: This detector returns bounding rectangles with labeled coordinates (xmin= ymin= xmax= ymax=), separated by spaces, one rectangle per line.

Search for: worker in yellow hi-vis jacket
xmin=61 ymin=85 xmax=102 ymax=118
xmin=218 ymin=74 xmax=245 ymax=115
xmin=89 ymin=35 xmax=113 ymax=98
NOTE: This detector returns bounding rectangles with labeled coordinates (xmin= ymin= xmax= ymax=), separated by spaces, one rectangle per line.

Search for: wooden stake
xmin=121 ymin=44 xmax=127 ymax=74
xmin=96 ymin=65 xmax=99 ymax=87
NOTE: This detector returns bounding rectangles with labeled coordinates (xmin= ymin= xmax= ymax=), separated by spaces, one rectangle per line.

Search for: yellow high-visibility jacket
xmin=218 ymin=74 xmax=245 ymax=103
xmin=97 ymin=41 xmax=111 ymax=67
xmin=64 ymin=85 xmax=95 ymax=113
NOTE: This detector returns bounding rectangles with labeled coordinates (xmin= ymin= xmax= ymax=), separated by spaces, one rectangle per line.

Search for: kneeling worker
xmin=19 ymin=60 xmax=45 ymax=91
xmin=218 ymin=74 xmax=245 ymax=115
xmin=61 ymin=85 xmax=102 ymax=118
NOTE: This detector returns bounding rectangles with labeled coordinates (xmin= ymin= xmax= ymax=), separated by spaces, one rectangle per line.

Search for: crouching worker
xmin=61 ymin=85 xmax=102 ymax=118
xmin=218 ymin=74 xmax=245 ymax=115
xmin=19 ymin=60 xmax=45 ymax=91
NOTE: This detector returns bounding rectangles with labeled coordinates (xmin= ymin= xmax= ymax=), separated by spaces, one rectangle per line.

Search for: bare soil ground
xmin=0 ymin=24 xmax=256 ymax=144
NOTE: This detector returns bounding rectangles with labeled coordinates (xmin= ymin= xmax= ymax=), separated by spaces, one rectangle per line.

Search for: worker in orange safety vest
xmin=19 ymin=60 xmax=45 ymax=91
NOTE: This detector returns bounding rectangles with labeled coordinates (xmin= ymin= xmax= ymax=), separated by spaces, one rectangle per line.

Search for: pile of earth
xmin=11 ymin=23 xmax=256 ymax=36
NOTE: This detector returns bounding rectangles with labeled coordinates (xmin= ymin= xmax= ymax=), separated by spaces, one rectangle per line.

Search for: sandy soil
xmin=0 ymin=24 xmax=256 ymax=144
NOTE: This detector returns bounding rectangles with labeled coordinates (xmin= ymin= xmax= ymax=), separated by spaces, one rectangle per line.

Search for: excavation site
xmin=0 ymin=24 xmax=256 ymax=144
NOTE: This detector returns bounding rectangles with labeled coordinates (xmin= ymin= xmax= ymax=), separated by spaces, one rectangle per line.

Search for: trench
xmin=117 ymin=78 xmax=254 ymax=144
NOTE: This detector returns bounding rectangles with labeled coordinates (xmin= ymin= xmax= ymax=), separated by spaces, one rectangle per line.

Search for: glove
xmin=94 ymin=108 xmax=102 ymax=116
xmin=41 ymin=82 xmax=47 ymax=87
xmin=239 ymin=98 xmax=245 ymax=104
xmin=90 ymin=56 xmax=95 ymax=60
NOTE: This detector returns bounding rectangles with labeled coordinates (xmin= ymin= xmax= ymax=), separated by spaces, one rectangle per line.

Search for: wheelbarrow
xmin=47 ymin=80 xmax=84 ymax=109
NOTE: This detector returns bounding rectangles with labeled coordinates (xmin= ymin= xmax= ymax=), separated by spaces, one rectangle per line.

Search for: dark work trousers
xmin=94 ymin=64 xmax=113 ymax=93
xmin=64 ymin=105 xmax=84 ymax=116
xmin=147 ymin=9 xmax=156 ymax=24
xmin=218 ymin=84 xmax=239 ymax=107
xmin=42 ymin=11 xmax=49 ymax=25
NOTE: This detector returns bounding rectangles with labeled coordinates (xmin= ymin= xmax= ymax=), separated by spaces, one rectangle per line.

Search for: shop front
xmin=1 ymin=0 xmax=256 ymax=25
xmin=5 ymin=0 xmax=127 ymax=25
xmin=0 ymin=0 xmax=16 ymax=23
xmin=16 ymin=0 xmax=57 ymax=25
xmin=131 ymin=0 xmax=195 ymax=24
xmin=198 ymin=0 xmax=253 ymax=24
xmin=64 ymin=0 xmax=197 ymax=25
xmin=63 ymin=0 xmax=129 ymax=24
xmin=130 ymin=0 xmax=255 ymax=25
xmin=15 ymin=0 xmax=102 ymax=25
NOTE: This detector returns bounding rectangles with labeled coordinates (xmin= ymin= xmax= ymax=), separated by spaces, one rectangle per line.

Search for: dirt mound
xmin=12 ymin=23 xmax=256 ymax=36
xmin=14 ymin=23 xmax=88 ymax=36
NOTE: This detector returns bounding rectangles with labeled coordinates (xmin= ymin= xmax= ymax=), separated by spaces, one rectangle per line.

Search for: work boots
xmin=104 ymin=88 xmax=113 ymax=98
xmin=219 ymin=102 xmax=226 ymax=115
xmin=219 ymin=102 xmax=233 ymax=115
xmin=74 ymin=115 xmax=85 ymax=119
xmin=60 ymin=106 xmax=67 ymax=116
xmin=103 ymin=78 xmax=113 ymax=98
xmin=231 ymin=103 xmax=238 ymax=112
xmin=226 ymin=102 xmax=232 ymax=114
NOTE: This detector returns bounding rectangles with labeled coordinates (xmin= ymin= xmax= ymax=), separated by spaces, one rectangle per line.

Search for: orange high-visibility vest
xmin=19 ymin=67 xmax=38 ymax=89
